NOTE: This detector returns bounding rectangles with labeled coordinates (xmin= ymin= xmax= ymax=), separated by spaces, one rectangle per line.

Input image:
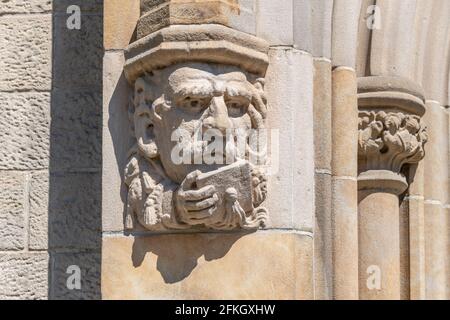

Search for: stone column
xmin=357 ymin=76 xmax=428 ymax=299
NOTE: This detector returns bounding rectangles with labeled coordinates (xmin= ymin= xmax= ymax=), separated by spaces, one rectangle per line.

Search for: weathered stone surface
xmin=0 ymin=0 xmax=52 ymax=13
xmin=0 ymin=93 xmax=50 ymax=170
xmin=100 ymin=0 xmax=450 ymax=302
xmin=370 ymin=0 xmax=417 ymax=80
xmin=0 ymin=172 xmax=26 ymax=251
xmin=137 ymin=0 xmax=253 ymax=39
xmin=124 ymin=63 xmax=269 ymax=232
xmin=257 ymin=0 xmax=293 ymax=45
xmin=314 ymin=172 xmax=333 ymax=300
xmin=104 ymin=0 xmax=140 ymax=50
xmin=29 ymin=171 xmax=49 ymax=250
xmin=50 ymin=90 xmax=102 ymax=171
xmin=331 ymin=177 xmax=359 ymax=299
xmin=102 ymin=232 xmax=312 ymax=299
xmin=50 ymin=252 xmax=101 ymax=300
xmin=124 ymin=24 xmax=269 ymax=83
xmin=53 ymin=14 xmax=102 ymax=90
xmin=332 ymin=67 xmax=358 ymax=177
xmin=314 ymin=59 xmax=332 ymax=171
xmin=290 ymin=0 xmax=336 ymax=57
xmin=424 ymin=203 xmax=447 ymax=300
xmin=266 ymin=47 xmax=314 ymax=231
xmin=0 ymin=15 xmax=51 ymax=91
xmin=0 ymin=253 xmax=48 ymax=300
xmin=102 ymin=51 xmax=131 ymax=233
xmin=358 ymin=110 xmax=427 ymax=174
xmin=332 ymin=0 xmax=362 ymax=68
xmin=423 ymin=101 xmax=448 ymax=203
xmin=48 ymin=173 xmax=101 ymax=250
xmin=358 ymin=191 xmax=401 ymax=300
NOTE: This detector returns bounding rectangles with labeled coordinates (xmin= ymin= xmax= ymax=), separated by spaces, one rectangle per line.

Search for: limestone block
xmin=48 ymin=173 xmax=101 ymax=250
xmin=265 ymin=48 xmax=314 ymax=230
xmin=50 ymin=90 xmax=102 ymax=171
xmin=104 ymin=0 xmax=140 ymax=50
xmin=421 ymin=0 xmax=450 ymax=104
xmin=0 ymin=253 xmax=48 ymax=300
xmin=358 ymin=191 xmax=401 ymax=300
xmin=102 ymin=232 xmax=313 ymax=299
xmin=314 ymin=59 xmax=332 ymax=171
xmin=0 ymin=0 xmax=52 ymax=13
xmin=0 ymin=93 xmax=50 ymax=170
xmin=293 ymin=0 xmax=312 ymax=54
xmin=50 ymin=252 xmax=101 ymax=300
xmin=226 ymin=0 xmax=257 ymax=36
xmin=0 ymin=15 xmax=51 ymax=91
xmin=411 ymin=0 xmax=433 ymax=86
xmin=332 ymin=67 xmax=358 ymax=177
xmin=423 ymin=101 xmax=448 ymax=203
xmin=370 ymin=0 xmax=418 ymax=80
xmin=331 ymin=177 xmax=359 ymax=299
xmin=53 ymin=14 xmax=102 ymax=90
xmin=257 ymin=0 xmax=293 ymax=45
xmin=137 ymin=0 xmax=256 ymax=39
xmin=29 ymin=171 xmax=49 ymax=250
xmin=293 ymin=0 xmax=333 ymax=58
xmin=331 ymin=0 xmax=362 ymax=68
xmin=424 ymin=203 xmax=447 ymax=299
xmin=0 ymin=172 xmax=26 ymax=251
xmin=406 ymin=194 xmax=426 ymax=300
xmin=356 ymin=0 xmax=375 ymax=77
xmin=102 ymin=52 xmax=132 ymax=232
xmin=311 ymin=0 xmax=333 ymax=58
xmin=314 ymin=172 xmax=333 ymax=299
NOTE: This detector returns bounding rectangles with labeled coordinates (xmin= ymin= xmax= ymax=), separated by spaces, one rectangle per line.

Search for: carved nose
xmin=206 ymin=96 xmax=232 ymax=133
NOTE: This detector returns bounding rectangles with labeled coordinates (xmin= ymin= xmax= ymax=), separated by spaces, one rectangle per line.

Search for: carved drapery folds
xmin=122 ymin=3 xmax=270 ymax=232
xmin=357 ymin=76 xmax=428 ymax=194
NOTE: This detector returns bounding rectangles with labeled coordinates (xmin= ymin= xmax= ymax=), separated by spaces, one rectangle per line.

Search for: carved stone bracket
xmin=358 ymin=76 xmax=428 ymax=194
xmin=122 ymin=5 xmax=270 ymax=232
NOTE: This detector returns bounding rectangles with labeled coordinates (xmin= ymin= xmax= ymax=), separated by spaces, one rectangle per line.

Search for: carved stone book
xmin=196 ymin=160 xmax=253 ymax=217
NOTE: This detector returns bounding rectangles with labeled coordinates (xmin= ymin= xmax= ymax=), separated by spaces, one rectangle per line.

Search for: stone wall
xmin=0 ymin=0 xmax=102 ymax=299
xmin=101 ymin=0 xmax=450 ymax=300
xmin=1 ymin=0 xmax=449 ymax=300
xmin=0 ymin=0 xmax=52 ymax=300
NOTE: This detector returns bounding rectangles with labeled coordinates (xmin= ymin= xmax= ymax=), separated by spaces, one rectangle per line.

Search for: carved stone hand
xmin=175 ymin=170 xmax=219 ymax=226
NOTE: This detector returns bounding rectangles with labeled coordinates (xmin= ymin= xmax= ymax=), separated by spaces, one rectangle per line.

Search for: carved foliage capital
xmin=358 ymin=110 xmax=428 ymax=173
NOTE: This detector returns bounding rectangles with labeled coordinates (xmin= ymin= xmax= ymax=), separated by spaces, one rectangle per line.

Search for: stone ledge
xmin=102 ymin=232 xmax=313 ymax=299
xmin=124 ymin=24 xmax=269 ymax=82
xmin=358 ymin=76 xmax=426 ymax=116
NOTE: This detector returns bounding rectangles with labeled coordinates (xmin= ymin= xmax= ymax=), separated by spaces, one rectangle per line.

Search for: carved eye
xmin=180 ymin=96 xmax=208 ymax=113
xmin=226 ymin=100 xmax=248 ymax=118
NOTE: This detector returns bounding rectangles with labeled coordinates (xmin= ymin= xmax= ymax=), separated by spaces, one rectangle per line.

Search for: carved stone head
xmin=133 ymin=63 xmax=267 ymax=183
xmin=125 ymin=62 xmax=269 ymax=231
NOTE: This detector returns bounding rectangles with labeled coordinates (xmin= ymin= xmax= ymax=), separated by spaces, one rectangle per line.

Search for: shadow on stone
xmin=131 ymin=232 xmax=249 ymax=283
xmin=48 ymin=1 xmax=103 ymax=300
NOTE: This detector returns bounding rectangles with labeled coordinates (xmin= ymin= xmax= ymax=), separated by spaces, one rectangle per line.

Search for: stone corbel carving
xmin=122 ymin=22 xmax=270 ymax=232
xmin=357 ymin=76 xmax=428 ymax=193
